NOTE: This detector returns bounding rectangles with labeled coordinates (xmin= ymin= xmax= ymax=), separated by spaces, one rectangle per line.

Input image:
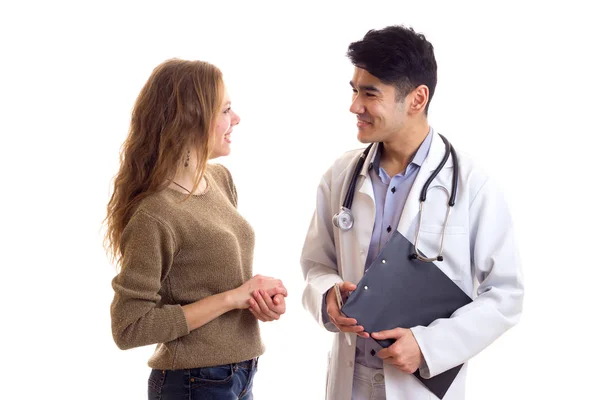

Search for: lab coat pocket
xmin=416 ymin=224 xmax=469 ymax=283
xmin=418 ymin=224 xmax=466 ymax=235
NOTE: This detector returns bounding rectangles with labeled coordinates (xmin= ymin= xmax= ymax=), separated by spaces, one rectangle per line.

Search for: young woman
xmin=105 ymin=59 xmax=287 ymax=400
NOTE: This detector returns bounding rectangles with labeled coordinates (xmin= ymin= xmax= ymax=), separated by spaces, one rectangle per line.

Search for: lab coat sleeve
xmin=301 ymin=172 xmax=343 ymax=332
xmin=410 ymin=178 xmax=524 ymax=378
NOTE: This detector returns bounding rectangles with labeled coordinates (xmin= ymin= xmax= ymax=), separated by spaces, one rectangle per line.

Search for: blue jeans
xmin=148 ymin=358 xmax=258 ymax=400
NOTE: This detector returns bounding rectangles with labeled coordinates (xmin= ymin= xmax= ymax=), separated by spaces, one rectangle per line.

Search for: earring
xmin=184 ymin=150 xmax=190 ymax=167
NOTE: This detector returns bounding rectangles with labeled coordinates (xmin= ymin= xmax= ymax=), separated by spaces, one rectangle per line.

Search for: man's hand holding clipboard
xmin=325 ymin=282 xmax=370 ymax=342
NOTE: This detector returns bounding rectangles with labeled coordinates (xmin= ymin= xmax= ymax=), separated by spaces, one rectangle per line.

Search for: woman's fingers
xmin=255 ymin=290 xmax=280 ymax=320
xmin=249 ymin=307 xmax=267 ymax=322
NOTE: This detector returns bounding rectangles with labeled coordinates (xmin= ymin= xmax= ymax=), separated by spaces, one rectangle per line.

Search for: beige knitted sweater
xmin=110 ymin=163 xmax=264 ymax=370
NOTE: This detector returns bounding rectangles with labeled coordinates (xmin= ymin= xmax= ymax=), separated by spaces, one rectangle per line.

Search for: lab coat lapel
xmin=397 ymin=132 xmax=452 ymax=240
xmin=343 ymin=144 xmax=378 ymax=283
xmin=353 ymin=175 xmax=375 ymax=266
xmin=354 ymin=143 xmax=379 ymax=247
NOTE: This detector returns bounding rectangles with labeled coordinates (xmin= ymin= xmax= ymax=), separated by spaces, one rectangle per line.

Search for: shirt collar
xmin=368 ymin=127 xmax=434 ymax=176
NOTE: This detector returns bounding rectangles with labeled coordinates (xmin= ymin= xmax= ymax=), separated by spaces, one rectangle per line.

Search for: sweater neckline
xmin=165 ymin=176 xmax=211 ymax=198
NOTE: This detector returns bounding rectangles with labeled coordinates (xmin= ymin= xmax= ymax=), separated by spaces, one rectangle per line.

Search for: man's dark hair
xmin=347 ymin=25 xmax=437 ymax=114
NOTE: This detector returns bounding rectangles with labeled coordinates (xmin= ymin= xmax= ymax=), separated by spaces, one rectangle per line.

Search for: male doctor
xmin=300 ymin=25 xmax=524 ymax=400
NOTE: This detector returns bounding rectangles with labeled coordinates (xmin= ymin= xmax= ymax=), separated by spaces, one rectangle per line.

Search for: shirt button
xmin=348 ymin=361 xmax=354 ymax=367
xmin=386 ymin=226 xmax=392 ymax=233
xmin=391 ymin=187 xmax=396 ymax=193
xmin=370 ymin=349 xmax=376 ymax=356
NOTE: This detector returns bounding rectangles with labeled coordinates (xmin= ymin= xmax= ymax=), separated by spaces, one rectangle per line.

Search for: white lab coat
xmin=301 ymin=131 xmax=524 ymax=400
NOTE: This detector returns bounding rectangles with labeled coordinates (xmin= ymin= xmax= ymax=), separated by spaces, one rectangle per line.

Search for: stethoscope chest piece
xmin=333 ymin=207 xmax=354 ymax=231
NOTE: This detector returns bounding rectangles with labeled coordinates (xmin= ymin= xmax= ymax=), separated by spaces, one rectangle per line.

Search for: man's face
xmin=349 ymin=67 xmax=407 ymax=144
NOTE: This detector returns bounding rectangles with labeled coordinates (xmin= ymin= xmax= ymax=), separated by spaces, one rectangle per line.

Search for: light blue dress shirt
xmin=355 ymin=129 xmax=433 ymax=368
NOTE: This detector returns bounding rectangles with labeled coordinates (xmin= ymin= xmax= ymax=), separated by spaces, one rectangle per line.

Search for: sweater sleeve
xmin=110 ymin=210 xmax=189 ymax=350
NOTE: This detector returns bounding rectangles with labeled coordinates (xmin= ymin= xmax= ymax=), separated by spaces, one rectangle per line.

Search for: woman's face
xmin=210 ymin=89 xmax=240 ymax=159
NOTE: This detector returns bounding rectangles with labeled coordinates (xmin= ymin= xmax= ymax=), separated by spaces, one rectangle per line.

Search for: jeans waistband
xmin=155 ymin=357 xmax=258 ymax=373
xmin=235 ymin=357 xmax=258 ymax=370
xmin=353 ymin=362 xmax=385 ymax=385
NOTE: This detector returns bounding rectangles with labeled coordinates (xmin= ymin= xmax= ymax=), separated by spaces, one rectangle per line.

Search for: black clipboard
xmin=341 ymin=230 xmax=472 ymax=399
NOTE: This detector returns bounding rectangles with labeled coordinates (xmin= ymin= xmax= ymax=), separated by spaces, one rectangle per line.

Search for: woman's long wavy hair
xmin=104 ymin=59 xmax=224 ymax=266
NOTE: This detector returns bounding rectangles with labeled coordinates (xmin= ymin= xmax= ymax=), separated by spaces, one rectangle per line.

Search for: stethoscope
xmin=332 ymin=134 xmax=459 ymax=262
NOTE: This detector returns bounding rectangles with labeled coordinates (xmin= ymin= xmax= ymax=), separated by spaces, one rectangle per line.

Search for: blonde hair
xmin=104 ymin=59 xmax=224 ymax=265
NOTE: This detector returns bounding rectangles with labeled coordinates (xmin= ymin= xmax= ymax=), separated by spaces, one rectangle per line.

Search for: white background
xmin=1 ymin=1 xmax=599 ymax=399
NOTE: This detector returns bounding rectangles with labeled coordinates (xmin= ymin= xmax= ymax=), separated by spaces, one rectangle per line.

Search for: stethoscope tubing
xmin=333 ymin=133 xmax=459 ymax=262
